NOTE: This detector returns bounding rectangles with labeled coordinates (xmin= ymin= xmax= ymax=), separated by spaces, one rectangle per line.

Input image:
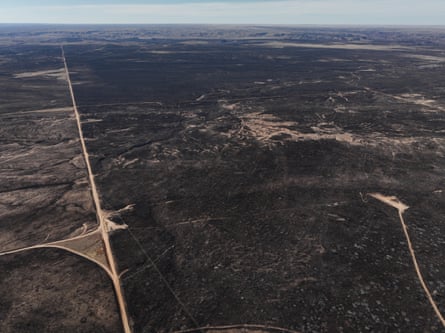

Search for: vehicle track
xmin=62 ymin=45 xmax=132 ymax=333
xmin=0 ymin=228 xmax=112 ymax=278
xmin=171 ymin=324 xmax=301 ymax=333
xmin=369 ymin=193 xmax=445 ymax=327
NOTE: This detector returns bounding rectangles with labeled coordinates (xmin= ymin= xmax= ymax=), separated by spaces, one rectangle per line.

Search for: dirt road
xmin=369 ymin=193 xmax=445 ymax=327
xmin=62 ymin=45 xmax=132 ymax=333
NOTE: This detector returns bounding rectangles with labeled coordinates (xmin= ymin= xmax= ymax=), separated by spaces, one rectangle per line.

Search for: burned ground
xmin=1 ymin=26 xmax=445 ymax=332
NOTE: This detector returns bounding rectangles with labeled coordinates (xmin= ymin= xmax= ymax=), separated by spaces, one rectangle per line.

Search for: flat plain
xmin=1 ymin=25 xmax=445 ymax=333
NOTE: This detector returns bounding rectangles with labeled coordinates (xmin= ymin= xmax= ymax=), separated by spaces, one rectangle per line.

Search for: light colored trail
xmin=78 ymin=101 xmax=163 ymax=108
xmin=172 ymin=324 xmax=301 ymax=333
xmin=369 ymin=193 xmax=445 ymax=327
xmin=0 ymin=107 xmax=73 ymax=117
xmin=62 ymin=45 xmax=132 ymax=333
xmin=0 ymin=228 xmax=112 ymax=278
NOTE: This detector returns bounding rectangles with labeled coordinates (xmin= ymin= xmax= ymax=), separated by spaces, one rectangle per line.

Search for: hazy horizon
xmin=1 ymin=0 xmax=445 ymax=25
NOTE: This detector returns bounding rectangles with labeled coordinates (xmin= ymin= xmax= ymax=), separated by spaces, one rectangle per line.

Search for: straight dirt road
xmin=61 ymin=45 xmax=132 ymax=333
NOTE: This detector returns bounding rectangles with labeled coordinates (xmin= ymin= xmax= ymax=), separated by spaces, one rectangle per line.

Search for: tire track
xmin=62 ymin=45 xmax=132 ymax=333
xmin=369 ymin=193 xmax=445 ymax=327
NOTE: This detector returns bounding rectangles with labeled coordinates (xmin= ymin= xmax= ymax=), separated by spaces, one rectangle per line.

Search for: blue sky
xmin=1 ymin=0 xmax=444 ymax=25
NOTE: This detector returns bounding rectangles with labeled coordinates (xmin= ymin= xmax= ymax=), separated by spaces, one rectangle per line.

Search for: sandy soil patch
xmin=237 ymin=110 xmax=445 ymax=153
xmin=239 ymin=111 xmax=358 ymax=146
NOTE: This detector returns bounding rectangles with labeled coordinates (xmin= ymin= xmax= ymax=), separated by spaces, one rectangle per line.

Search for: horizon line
xmin=2 ymin=23 xmax=445 ymax=27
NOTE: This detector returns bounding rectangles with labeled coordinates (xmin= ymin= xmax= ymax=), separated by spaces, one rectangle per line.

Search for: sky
xmin=0 ymin=0 xmax=444 ymax=25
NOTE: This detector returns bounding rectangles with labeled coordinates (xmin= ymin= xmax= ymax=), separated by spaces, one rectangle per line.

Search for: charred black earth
xmin=1 ymin=25 xmax=445 ymax=333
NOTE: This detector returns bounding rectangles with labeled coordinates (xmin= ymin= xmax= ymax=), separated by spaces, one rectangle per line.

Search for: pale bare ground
xmin=81 ymin=118 xmax=104 ymax=124
xmin=106 ymin=128 xmax=132 ymax=134
xmin=180 ymin=40 xmax=209 ymax=45
xmin=196 ymin=94 xmax=206 ymax=101
xmin=122 ymin=158 xmax=139 ymax=168
xmin=403 ymin=54 xmax=445 ymax=62
xmin=368 ymin=193 xmax=445 ymax=327
xmin=103 ymin=205 xmax=132 ymax=232
xmin=147 ymin=50 xmax=176 ymax=54
xmin=221 ymin=102 xmax=239 ymax=111
xmin=357 ymin=68 xmax=376 ymax=72
xmin=107 ymin=155 xmax=140 ymax=169
xmin=235 ymin=109 xmax=364 ymax=147
xmin=364 ymin=87 xmax=445 ymax=112
xmin=394 ymin=93 xmax=444 ymax=112
xmin=317 ymin=58 xmax=352 ymax=63
xmin=14 ymin=68 xmax=67 ymax=80
xmin=77 ymin=101 xmax=163 ymax=108
xmin=220 ymin=87 xmax=445 ymax=152
xmin=220 ymin=103 xmax=445 ymax=153
xmin=260 ymin=41 xmax=409 ymax=51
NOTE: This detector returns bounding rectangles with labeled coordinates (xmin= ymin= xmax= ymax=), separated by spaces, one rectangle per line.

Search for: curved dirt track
xmin=369 ymin=193 xmax=445 ymax=328
xmin=0 ymin=228 xmax=112 ymax=277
